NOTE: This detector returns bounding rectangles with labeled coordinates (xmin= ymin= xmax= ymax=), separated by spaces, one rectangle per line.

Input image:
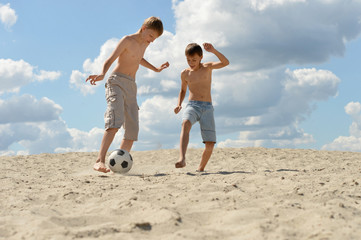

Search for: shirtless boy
xmin=86 ymin=17 xmax=169 ymax=173
xmin=174 ymin=43 xmax=229 ymax=171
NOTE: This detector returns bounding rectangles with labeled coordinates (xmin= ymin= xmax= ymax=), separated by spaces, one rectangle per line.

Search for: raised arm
xmin=86 ymin=37 xmax=129 ymax=85
xmin=203 ymin=43 xmax=229 ymax=70
xmin=174 ymin=70 xmax=188 ymax=114
xmin=140 ymin=58 xmax=170 ymax=72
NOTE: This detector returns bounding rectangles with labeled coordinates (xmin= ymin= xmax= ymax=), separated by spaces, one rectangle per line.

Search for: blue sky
xmin=1 ymin=0 xmax=361 ymax=155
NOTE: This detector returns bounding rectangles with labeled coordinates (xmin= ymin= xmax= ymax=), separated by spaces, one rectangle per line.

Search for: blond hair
xmin=142 ymin=16 xmax=163 ymax=36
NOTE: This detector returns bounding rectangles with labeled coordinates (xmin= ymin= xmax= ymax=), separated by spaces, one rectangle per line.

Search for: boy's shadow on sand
xmin=186 ymin=168 xmax=300 ymax=176
xmin=186 ymin=170 xmax=252 ymax=176
xmin=97 ymin=169 xmax=299 ymax=178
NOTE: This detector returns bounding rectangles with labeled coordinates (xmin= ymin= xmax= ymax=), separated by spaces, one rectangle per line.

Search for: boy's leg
xmin=120 ymin=139 xmax=134 ymax=152
xmin=198 ymin=142 xmax=215 ymax=172
xmin=94 ymin=128 xmax=118 ymax=173
xmin=175 ymin=120 xmax=192 ymax=168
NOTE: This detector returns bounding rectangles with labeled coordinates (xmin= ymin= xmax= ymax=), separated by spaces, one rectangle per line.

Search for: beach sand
xmin=1 ymin=147 xmax=361 ymax=240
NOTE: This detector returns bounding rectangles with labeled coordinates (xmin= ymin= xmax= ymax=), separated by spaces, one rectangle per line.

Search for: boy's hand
xmin=156 ymin=62 xmax=170 ymax=72
xmin=203 ymin=43 xmax=215 ymax=53
xmin=174 ymin=105 xmax=182 ymax=114
xmin=86 ymin=75 xmax=104 ymax=85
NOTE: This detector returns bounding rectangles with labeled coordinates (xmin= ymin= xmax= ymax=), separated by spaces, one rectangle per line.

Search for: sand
xmin=1 ymin=147 xmax=361 ymax=240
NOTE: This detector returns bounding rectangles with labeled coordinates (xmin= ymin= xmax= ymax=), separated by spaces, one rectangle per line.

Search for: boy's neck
xmin=133 ymin=32 xmax=143 ymax=43
xmin=191 ymin=63 xmax=202 ymax=71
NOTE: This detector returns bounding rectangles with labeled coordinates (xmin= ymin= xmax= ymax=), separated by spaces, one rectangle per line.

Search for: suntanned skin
xmin=86 ymin=26 xmax=169 ymax=173
xmin=174 ymin=43 xmax=229 ymax=171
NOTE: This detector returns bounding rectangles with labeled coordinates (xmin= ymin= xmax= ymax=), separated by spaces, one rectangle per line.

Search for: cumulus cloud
xmin=250 ymin=0 xmax=306 ymax=11
xmin=0 ymin=58 xmax=61 ymax=93
xmin=0 ymin=94 xmax=64 ymax=155
xmin=0 ymin=95 xmax=62 ymax=124
xmin=69 ymin=38 xmax=119 ymax=95
xmin=0 ymin=3 xmax=17 ymax=29
xmin=172 ymin=0 xmax=361 ymax=70
xmin=0 ymin=120 xmax=123 ymax=156
xmin=216 ymin=68 xmax=339 ymax=148
xmin=0 ymin=57 xmax=66 ymax=155
xmin=0 ymin=123 xmax=39 ymax=151
xmin=53 ymin=126 xmax=121 ymax=154
xmin=322 ymin=102 xmax=361 ymax=152
xmin=137 ymin=95 xmax=182 ymax=149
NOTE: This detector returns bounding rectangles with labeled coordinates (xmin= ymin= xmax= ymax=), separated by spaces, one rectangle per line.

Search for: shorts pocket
xmin=104 ymin=108 xmax=115 ymax=128
xmin=105 ymin=85 xmax=117 ymax=102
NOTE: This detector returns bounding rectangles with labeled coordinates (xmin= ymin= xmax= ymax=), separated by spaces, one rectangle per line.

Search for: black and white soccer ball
xmin=107 ymin=149 xmax=133 ymax=173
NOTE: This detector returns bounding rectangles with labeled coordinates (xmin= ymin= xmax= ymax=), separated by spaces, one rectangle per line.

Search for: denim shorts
xmin=182 ymin=100 xmax=216 ymax=143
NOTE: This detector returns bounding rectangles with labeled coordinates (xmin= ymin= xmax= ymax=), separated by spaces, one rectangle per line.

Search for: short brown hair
xmin=142 ymin=16 xmax=163 ymax=36
xmin=185 ymin=43 xmax=203 ymax=57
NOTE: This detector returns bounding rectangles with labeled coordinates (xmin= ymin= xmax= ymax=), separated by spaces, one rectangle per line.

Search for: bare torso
xmin=184 ymin=63 xmax=212 ymax=102
xmin=112 ymin=34 xmax=148 ymax=79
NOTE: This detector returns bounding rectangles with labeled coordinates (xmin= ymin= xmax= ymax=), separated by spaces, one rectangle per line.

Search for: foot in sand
xmin=175 ymin=159 xmax=186 ymax=168
xmin=93 ymin=161 xmax=110 ymax=173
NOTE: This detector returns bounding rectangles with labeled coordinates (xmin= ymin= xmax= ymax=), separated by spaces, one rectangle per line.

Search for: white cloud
xmin=35 ymin=70 xmax=61 ymax=82
xmin=137 ymin=95 xmax=182 ymax=149
xmin=55 ymin=127 xmax=122 ymax=153
xmin=83 ymin=38 xmax=119 ymax=73
xmin=69 ymin=70 xmax=96 ymax=95
xmin=0 ymin=122 xmax=39 ymax=151
xmin=0 ymin=94 xmax=62 ymax=124
xmin=216 ymin=67 xmax=338 ymax=147
xmin=345 ymin=101 xmax=361 ymax=117
xmin=322 ymin=102 xmax=361 ymax=152
xmin=171 ymin=0 xmax=361 ymax=70
xmin=0 ymin=3 xmax=17 ymax=29
xmin=0 ymin=59 xmax=61 ymax=93
xmin=70 ymin=38 xmax=119 ymax=95
xmin=160 ymin=80 xmax=178 ymax=91
xmin=0 ymin=93 xmax=65 ymax=154
xmin=250 ymin=0 xmax=306 ymax=11
xmin=0 ymin=120 xmax=123 ymax=156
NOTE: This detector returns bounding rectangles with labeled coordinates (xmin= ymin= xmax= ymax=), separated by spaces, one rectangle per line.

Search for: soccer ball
xmin=107 ymin=149 xmax=133 ymax=173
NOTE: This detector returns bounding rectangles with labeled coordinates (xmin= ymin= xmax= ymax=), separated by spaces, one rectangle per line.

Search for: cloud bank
xmin=68 ymin=0 xmax=361 ymax=152
xmin=2 ymin=0 xmax=361 ymax=155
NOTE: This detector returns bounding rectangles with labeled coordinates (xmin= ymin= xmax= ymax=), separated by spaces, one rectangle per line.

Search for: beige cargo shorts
xmin=104 ymin=72 xmax=139 ymax=141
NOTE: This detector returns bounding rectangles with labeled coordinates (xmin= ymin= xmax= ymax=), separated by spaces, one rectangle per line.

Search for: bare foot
xmin=175 ymin=159 xmax=186 ymax=168
xmin=93 ymin=161 xmax=110 ymax=173
xmin=196 ymin=169 xmax=205 ymax=172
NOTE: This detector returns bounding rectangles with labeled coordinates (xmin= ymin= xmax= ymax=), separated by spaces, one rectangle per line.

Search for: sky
xmin=1 ymin=0 xmax=361 ymax=156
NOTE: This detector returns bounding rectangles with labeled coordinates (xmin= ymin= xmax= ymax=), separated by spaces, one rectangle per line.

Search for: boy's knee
xmin=106 ymin=128 xmax=118 ymax=134
xmin=182 ymin=120 xmax=192 ymax=130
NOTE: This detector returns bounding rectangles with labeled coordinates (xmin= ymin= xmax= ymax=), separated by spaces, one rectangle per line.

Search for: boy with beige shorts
xmin=86 ymin=17 xmax=169 ymax=173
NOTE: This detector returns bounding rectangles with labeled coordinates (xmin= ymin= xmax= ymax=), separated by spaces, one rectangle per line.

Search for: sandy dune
xmin=1 ymin=147 xmax=361 ymax=239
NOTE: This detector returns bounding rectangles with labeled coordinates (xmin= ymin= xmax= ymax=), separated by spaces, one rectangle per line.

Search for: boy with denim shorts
xmin=174 ymin=43 xmax=229 ymax=171
xmin=86 ymin=17 xmax=169 ymax=173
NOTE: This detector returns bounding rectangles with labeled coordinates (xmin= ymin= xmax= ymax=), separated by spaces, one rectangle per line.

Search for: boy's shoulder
xmin=181 ymin=68 xmax=193 ymax=81
xmin=121 ymin=34 xmax=134 ymax=43
xmin=181 ymin=68 xmax=190 ymax=74
xmin=119 ymin=33 xmax=139 ymax=44
xmin=202 ymin=62 xmax=213 ymax=68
